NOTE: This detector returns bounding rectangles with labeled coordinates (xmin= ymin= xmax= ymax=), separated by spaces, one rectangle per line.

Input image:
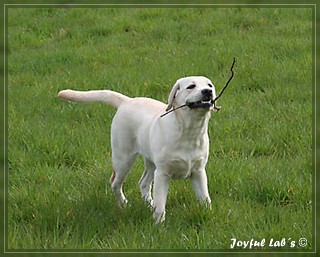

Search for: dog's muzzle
xmin=186 ymin=89 xmax=214 ymax=109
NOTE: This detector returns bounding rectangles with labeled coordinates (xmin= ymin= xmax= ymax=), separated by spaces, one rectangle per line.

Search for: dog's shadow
xmin=68 ymin=184 xmax=153 ymax=230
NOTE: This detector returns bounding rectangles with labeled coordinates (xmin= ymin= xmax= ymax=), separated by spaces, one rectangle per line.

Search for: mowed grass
xmin=7 ymin=7 xmax=313 ymax=250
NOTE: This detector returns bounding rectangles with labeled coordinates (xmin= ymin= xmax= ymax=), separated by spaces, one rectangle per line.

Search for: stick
xmin=160 ymin=104 xmax=187 ymax=118
xmin=211 ymin=57 xmax=236 ymax=105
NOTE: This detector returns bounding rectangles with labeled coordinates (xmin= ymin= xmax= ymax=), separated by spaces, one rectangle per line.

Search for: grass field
xmin=7 ymin=7 xmax=313 ymax=251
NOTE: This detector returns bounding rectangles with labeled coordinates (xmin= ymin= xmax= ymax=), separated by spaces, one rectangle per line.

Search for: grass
xmin=7 ymin=7 xmax=313 ymax=251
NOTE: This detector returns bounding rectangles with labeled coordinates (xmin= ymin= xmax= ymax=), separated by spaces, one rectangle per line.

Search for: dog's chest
xmin=165 ymin=156 xmax=206 ymax=179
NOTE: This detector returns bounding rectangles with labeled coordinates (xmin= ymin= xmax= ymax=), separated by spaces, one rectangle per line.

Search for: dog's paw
xmin=145 ymin=199 xmax=154 ymax=211
xmin=204 ymin=198 xmax=212 ymax=209
xmin=143 ymin=197 xmax=154 ymax=210
xmin=153 ymin=210 xmax=166 ymax=224
xmin=119 ymin=198 xmax=128 ymax=208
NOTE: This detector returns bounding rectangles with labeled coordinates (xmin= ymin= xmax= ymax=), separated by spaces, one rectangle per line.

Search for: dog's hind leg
xmin=139 ymin=158 xmax=155 ymax=207
xmin=111 ymin=153 xmax=137 ymax=207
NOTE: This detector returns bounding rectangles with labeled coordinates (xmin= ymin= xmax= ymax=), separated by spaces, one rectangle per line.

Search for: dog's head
xmin=166 ymin=76 xmax=219 ymax=112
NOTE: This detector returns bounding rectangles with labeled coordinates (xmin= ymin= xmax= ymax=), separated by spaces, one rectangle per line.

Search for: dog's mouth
xmin=186 ymin=98 xmax=213 ymax=109
xmin=186 ymin=99 xmax=221 ymax=112
xmin=186 ymin=95 xmax=214 ymax=109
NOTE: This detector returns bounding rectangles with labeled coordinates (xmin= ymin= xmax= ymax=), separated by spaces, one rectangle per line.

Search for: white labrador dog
xmin=58 ymin=76 xmax=219 ymax=223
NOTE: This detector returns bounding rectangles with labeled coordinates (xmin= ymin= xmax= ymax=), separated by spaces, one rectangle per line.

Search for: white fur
xmin=58 ymin=76 xmax=217 ymax=223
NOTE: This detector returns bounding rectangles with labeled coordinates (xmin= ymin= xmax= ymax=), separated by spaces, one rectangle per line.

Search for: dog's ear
xmin=166 ymin=80 xmax=180 ymax=111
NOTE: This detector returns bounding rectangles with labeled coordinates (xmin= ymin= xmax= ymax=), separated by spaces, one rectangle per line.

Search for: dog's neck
xmin=174 ymin=109 xmax=211 ymax=140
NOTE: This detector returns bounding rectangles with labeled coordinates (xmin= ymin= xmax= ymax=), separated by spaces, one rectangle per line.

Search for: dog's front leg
xmin=190 ymin=170 xmax=212 ymax=208
xmin=153 ymin=171 xmax=170 ymax=223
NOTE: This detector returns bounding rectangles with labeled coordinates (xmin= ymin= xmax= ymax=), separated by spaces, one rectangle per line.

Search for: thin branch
xmin=160 ymin=104 xmax=187 ymax=118
xmin=211 ymin=57 xmax=236 ymax=105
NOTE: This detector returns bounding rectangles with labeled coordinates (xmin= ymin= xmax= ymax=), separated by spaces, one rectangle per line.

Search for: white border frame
xmin=3 ymin=3 xmax=317 ymax=254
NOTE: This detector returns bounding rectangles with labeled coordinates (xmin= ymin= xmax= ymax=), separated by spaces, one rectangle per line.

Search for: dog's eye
xmin=208 ymin=84 xmax=213 ymax=88
xmin=187 ymin=84 xmax=196 ymax=89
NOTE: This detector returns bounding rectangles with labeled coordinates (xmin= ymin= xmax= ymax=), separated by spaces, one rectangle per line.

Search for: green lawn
xmin=7 ymin=7 xmax=313 ymax=251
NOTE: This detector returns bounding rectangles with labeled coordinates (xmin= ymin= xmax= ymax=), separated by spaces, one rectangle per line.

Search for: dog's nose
xmin=202 ymin=89 xmax=212 ymax=97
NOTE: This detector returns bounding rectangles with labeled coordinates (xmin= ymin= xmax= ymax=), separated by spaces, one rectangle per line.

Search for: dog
xmin=58 ymin=76 xmax=219 ymax=223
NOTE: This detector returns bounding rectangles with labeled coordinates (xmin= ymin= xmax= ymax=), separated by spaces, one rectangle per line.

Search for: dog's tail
xmin=57 ymin=89 xmax=130 ymax=109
